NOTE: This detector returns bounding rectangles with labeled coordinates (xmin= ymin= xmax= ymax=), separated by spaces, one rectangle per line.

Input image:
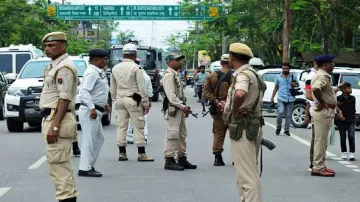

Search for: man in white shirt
xmin=127 ymin=61 xmax=153 ymax=144
xmin=304 ymin=62 xmax=318 ymax=171
xmin=78 ymin=49 xmax=111 ymax=177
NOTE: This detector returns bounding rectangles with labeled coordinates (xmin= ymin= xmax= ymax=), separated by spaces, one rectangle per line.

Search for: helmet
xmin=123 ymin=43 xmax=137 ymax=54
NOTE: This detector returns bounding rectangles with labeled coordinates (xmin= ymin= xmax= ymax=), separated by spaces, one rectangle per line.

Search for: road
xmin=1 ymin=87 xmax=360 ymax=202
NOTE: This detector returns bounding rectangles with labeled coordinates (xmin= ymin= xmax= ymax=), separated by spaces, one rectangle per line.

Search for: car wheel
xmin=291 ymin=103 xmax=306 ymax=128
xmin=7 ymin=118 xmax=24 ymax=132
xmin=28 ymin=122 xmax=41 ymax=128
xmin=0 ymin=103 xmax=4 ymax=121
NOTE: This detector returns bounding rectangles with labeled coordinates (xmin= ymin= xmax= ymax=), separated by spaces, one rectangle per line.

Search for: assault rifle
xmin=261 ymin=138 xmax=276 ymax=150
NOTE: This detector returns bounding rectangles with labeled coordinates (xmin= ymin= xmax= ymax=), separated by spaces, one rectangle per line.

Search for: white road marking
xmin=28 ymin=156 xmax=47 ymax=170
xmin=0 ymin=187 xmax=11 ymax=198
xmin=346 ymin=165 xmax=359 ymax=168
xmin=264 ymin=121 xmax=360 ymax=173
xmin=338 ymin=161 xmax=352 ymax=165
xmin=265 ymin=121 xmax=337 ymax=156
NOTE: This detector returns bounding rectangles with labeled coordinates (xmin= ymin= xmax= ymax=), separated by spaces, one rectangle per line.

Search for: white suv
xmin=4 ymin=56 xmax=111 ymax=132
xmin=259 ymin=68 xmax=307 ymax=128
xmin=259 ymin=67 xmax=360 ymax=128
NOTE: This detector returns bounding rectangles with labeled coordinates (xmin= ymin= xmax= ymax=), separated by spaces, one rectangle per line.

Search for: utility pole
xmin=282 ymin=0 xmax=291 ymax=63
xmin=97 ymin=20 xmax=100 ymax=42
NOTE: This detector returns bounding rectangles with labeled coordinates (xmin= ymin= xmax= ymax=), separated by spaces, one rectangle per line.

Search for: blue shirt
xmin=195 ymin=72 xmax=209 ymax=85
xmin=274 ymin=73 xmax=298 ymax=102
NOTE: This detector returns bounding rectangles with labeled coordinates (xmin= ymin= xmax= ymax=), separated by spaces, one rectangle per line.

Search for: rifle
xmin=261 ymin=138 xmax=276 ymax=150
xmin=202 ymin=109 xmax=210 ymax=117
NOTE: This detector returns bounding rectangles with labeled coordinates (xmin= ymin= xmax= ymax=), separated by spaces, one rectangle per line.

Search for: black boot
xmin=118 ymin=146 xmax=128 ymax=161
xmin=72 ymin=142 xmax=81 ymax=156
xmin=213 ymin=153 xmax=225 ymax=166
xmin=178 ymin=156 xmax=197 ymax=169
xmin=59 ymin=197 xmax=76 ymax=202
xmin=164 ymin=157 xmax=184 ymax=171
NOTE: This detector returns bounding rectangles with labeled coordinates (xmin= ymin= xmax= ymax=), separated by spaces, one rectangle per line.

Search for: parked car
xmin=260 ymin=67 xmax=360 ymax=128
xmin=259 ymin=68 xmax=307 ymax=128
xmin=4 ymin=56 xmax=111 ymax=132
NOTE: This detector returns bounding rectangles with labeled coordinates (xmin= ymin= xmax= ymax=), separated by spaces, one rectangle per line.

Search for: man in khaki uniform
xmin=110 ymin=43 xmax=154 ymax=162
xmin=310 ymin=55 xmax=339 ymax=177
xmin=162 ymin=53 xmax=197 ymax=171
xmin=203 ymin=54 xmax=234 ymax=166
xmin=223 ymin=43 xmax=266 ymax=202
xmin=40 ymin=32 xmax=79 ymax=202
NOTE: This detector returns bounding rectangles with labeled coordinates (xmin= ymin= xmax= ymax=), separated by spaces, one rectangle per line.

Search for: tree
xmin=116 ymin=30 xmax=135 ymax=45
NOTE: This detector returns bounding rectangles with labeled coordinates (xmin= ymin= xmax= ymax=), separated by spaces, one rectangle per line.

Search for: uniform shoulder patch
xmin=57 ymin=78 xmax=63 ymax=84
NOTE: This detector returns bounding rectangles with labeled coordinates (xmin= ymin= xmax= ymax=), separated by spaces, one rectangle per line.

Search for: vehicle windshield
xmin=19 ymin=60 xmax=87 ymax=79
xmin=110 ymin=48 xmax=155 ymax=69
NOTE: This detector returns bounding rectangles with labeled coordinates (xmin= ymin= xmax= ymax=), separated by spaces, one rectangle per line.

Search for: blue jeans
xmin=338 ymin=122 xmax=356 ymax=153
xmin=276 ymin=100 xmax=294 ymax=132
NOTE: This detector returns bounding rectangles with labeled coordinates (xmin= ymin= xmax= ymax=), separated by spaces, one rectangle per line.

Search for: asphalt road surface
xmin=1 ymin=87 xmax=360 ymax=202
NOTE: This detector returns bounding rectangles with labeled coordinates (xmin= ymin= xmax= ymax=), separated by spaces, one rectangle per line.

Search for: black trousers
xmin=338 ymin=122 xmax=356 ymax=153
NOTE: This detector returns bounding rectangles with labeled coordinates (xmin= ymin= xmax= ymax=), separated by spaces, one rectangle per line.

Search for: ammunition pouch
xmin=168 ymin=105 xmax=177 ymax=116
xmin=229 ymin=115 xmax=262 ymax=141
xmin=41 ymin=108 xmax=51 ymax=118
xmin=131 ymin=93 xmax=142 ymax=106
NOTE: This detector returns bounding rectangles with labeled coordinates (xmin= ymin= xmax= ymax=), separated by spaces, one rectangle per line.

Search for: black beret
xmin=89 ymin=49 xmax=108 ymax=58
xmin=314 ymin=55 xmax=334 ymax=63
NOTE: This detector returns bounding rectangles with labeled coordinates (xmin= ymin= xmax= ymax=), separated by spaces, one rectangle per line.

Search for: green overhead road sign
xmin=47 ymin=5 xmax=223 ymax=21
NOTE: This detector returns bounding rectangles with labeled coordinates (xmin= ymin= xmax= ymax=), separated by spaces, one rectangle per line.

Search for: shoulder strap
xmin=215 ymin=70 xmax=234 ymax=99
xmin=239 ymin=69 xmax=264 ymax=111
xmin=53 ymin=65 xmax=77 ymax=82
xmin=214 ymin=71 xmax=227 ymax=99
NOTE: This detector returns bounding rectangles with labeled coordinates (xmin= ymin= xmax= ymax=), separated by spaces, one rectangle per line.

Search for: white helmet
xmin=123 ymin=43 xmax=137 ymax=54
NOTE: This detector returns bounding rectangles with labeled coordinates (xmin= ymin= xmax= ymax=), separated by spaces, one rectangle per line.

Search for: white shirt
xmin=305 ymin=68 xmax=318 ymax=116
xmin=79 ymin=64 xmax=110 ymax=109
xmin=142 ymin=70 xmax=153 ymax=97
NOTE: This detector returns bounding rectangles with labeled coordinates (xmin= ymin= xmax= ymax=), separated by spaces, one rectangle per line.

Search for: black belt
xmin=41 ymin=108 xmax=71 ymax=118
xmin=81 ymin=104 xmax=105 ymax=113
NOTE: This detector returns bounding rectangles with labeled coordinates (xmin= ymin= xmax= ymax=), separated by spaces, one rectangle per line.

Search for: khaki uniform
xmin=311 ymin=69 xmax=336 ymax=171
xmin=40 ymin=53 xmax=79 ymax=201
xmin=110 ymin=59 xmax=149 ymax=147
xmin=162 ymin=68 xmax=187 ymax=157
xmin=203 ymin=70 xmax=232 ymax=153
xmin=224 ymin=64 xmax=264 ymax=202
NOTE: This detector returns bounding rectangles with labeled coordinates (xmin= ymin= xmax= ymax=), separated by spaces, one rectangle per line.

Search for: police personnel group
xmin=39 ymin=31 xmax=345 ymax=202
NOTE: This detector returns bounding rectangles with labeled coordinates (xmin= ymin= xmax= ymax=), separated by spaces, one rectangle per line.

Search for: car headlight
xmin=7 ymin=87 xmax=25 ymax=96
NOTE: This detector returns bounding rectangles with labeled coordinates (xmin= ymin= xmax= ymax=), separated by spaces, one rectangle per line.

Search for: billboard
xmin=198 ymin=50 xmax=211 ymax=67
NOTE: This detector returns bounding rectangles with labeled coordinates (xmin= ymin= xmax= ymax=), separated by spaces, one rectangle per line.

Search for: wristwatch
xmin=53 ymin=127 xmax=59 ymax=131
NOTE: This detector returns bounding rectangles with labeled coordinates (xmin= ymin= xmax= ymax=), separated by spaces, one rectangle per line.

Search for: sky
xmin=52 ymin=0 xmax=193 ymax=50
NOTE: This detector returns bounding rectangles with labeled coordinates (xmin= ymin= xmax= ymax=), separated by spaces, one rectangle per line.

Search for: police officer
xmin=203 ymin=54 xmax=234 ymax=166
xmin=311 ymin=55 xmax=339 ymax=177
xmin=223 ymin=43 xmax=266 ymax=201
xmin=40 ymin=32 xmax=79 ymax=202
xmin=127 ymin=61 xmax=153 ymax=144
xmin=162 ymin=53 xmax=197 ymax=171
xmin=110 ymin=43 xmax=154 ymax=162
xmin=78 ymin=49 xmax=110 ymax=177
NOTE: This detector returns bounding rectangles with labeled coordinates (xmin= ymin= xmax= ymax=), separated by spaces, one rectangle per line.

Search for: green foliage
xmin=165 ymin=0 xmax=360 ymax=65
xmin=0 ymin=0 xmax=113 ymax=55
